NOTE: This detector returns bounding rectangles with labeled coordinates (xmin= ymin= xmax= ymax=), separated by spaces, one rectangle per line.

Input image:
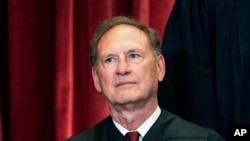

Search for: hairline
xmin=90 ymin=17 xmax=161 ymax=69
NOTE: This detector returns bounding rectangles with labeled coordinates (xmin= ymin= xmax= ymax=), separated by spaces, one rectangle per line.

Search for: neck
xmin=109 ymin=97 xmax=158 ymax=130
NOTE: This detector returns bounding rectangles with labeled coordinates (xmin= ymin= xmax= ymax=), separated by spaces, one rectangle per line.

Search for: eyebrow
xmin=126 ymin=48 xmax=145 ymax=56
xmin=100 ymin=47 xmax=143 ymax=58
xmin=127 ymin=48 xmax=143 ymax=53
xmin=102 ymin=54 xmax=117 ymax=59
xmin=127 ymin=48 xmax=146 ymax=58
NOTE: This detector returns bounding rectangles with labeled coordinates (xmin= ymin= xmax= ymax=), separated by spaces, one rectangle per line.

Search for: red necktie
xmin=125 ymin=131 xmax=139 ymax=141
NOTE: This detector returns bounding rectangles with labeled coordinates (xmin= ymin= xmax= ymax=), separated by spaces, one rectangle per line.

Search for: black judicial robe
xmin=65 ymin=109 xmax=225 ymax=141
xmin=158 ymin=0 xmax=250 ymax=140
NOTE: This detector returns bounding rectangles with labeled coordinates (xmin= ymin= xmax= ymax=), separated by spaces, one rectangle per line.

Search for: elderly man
xmin=65 ymin=16 xmax=225 ymax=141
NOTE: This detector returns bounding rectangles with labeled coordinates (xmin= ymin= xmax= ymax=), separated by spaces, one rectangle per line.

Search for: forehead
xmin=97 ymin=24 xmax=151 ymax=53
xmin=102 ymin=24 xmax=148 ymax=40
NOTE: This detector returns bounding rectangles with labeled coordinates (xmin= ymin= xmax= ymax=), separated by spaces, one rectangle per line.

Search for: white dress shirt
xmin=113 ymin=106 xmax=161 ymax=141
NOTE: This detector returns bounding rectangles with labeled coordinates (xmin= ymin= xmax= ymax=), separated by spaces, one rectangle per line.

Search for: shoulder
xmin=146 ymin=109 xmax=225 ymax=141
xmin=64 ymin=116 xmax=111 ymax=141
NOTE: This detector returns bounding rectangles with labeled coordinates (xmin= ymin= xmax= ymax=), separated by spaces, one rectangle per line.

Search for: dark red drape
xmin=0 ymin=0 xmax=174 ymax=141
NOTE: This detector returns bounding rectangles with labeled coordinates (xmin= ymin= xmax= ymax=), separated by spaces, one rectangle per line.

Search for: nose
xmin=115 ymin=58 xmax=131 ymax=75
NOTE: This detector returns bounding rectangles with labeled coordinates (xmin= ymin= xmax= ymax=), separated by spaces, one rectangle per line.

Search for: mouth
xmin=115 ymin=81 xmax=136 ymax=87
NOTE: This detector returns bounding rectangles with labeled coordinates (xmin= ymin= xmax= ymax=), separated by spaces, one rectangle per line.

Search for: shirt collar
xmin=112 ymin=106 xmax=161 ymax=137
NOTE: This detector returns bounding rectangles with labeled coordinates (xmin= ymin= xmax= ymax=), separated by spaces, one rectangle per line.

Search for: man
xmin=65 ymin=16 xmax=225 ymax=141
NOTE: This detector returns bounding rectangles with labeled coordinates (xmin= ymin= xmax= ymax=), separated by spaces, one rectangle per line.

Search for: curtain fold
xmin=8 ymin=0 xmax=55 ymax=141
xmin=1 ymin=0 xmax=174 ymax=141
xmin=54 ymin=0 xmax=74 ymax=139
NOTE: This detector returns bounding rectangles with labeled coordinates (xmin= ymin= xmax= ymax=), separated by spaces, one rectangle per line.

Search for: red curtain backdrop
xmin=1 ymin=0 xmax=174 ymax=141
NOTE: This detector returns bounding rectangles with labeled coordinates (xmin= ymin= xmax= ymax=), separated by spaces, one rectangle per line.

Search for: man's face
xmin=92 ymin=24 xmax=165 ymax=106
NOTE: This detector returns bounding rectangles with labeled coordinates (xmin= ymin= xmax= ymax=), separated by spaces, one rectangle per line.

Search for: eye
xmin=102 ymin=56 xmax=118 ymax=68
xmin=127 ymin=53 xmax=143 ymax=64
xmin=105 ymin=57 xmax=115 ymax=63
xmin=128 ymin=53 xmax=141 ymax=59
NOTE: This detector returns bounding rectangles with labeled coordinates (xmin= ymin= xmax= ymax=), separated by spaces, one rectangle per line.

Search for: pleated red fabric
xmin=1 ymin=0 xmax=174 ymax=141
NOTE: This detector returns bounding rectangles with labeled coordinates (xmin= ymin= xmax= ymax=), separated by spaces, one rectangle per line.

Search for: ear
xmin=92 ymin=68 xmax=102 ymax=92
xmin=157 ymin=55 xmax=166 ymax=82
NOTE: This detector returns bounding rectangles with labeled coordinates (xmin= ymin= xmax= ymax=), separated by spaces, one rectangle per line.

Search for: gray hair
xmin=89 ymin=16 xmax=161 ymax=68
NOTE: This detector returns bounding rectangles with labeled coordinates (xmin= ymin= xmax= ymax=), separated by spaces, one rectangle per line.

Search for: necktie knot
xmin=125 ymin=131 xmax=139 ymax=141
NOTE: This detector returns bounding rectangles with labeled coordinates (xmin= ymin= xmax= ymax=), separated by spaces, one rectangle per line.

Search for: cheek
xmin=144 ymin=62 xmax=158 ymax=76
xmin=147 ymin=66 xmax=160 ymax=87
xmin=137 ymin=63 xmax=158 ymax=84
xmin=98 ymin=71 xmax=114 ymax=90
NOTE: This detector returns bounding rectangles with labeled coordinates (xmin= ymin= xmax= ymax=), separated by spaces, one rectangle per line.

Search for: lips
xmin=115 ymin=81 xmax=136 ymax=87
